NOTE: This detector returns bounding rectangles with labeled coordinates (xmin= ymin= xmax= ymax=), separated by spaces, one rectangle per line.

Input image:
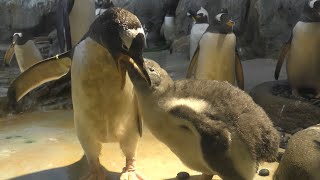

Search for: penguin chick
xmin=3 ymin=32 xmax=52 ymax=72
xmin=187 ymin=7 xmax=209 ymax=61
xmin=186 ymin=8 xmax=244 ymax=90
xmin=7 ymin=8 xmax=151 ymax=180
xmin=274 ymin=0 xmax=320 ymax=98
xmin=274 ymin=124 xmax=320 ymax=180
xmin=125 ymin=59 xmax=280 ymax=180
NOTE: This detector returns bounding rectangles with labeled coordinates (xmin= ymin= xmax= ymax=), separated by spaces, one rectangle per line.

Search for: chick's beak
xmin=129 ymin=55 xmax=151 ymax=86
xmin=226 ymin=20 xmax=235 ymax=27
xmin=3 ymin=35 xmax=19 ymax=66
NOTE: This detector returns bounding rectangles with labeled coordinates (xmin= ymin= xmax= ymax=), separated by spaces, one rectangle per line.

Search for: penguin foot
xmin=80 ymin=166 xmax=105 ymax=180
xmin=199 ymin=174 xmax=213 ymax=180
xmin=120 ymin=158 xmax=145 ymax=180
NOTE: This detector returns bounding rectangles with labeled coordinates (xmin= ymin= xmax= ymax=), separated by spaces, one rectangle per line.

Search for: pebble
xmin=176 ymin=171 xmax=190 ymax=180
xmin=258 ymin=169 xmax=270 ymax=176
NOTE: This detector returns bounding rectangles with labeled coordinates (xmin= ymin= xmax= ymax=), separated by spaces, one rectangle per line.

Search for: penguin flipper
xmin=235 ymin=51 xmax=244 ymax=90
xmin=186 ymin=46 xmax=200 ymax=78
xmin=7 ymin=51 xmax=72 ymax=102
xmin=275 ymin=34 xmax=292 ymax=80
xmin=3 ymin=43 xmax=15 ymax=66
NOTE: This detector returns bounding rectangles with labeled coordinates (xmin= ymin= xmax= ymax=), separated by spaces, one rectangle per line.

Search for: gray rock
xmin=258 ymin=169 xmax=270 ymax=176
xmin=0 ymin=0 xmax=58 ymax=41
xmin=274 ymin=124 xmax=320 ymax=180
xmin=170 ymin=35 xmax=190 ymax=55
xmin=250 ymin=80 xmax=320 ymax=134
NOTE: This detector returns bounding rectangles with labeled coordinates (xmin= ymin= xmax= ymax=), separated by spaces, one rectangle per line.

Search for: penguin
xmin=187 ymin=7 xmax=210 ymax=61
xmin=125 ymin=59 xmax=280 ymax=180
xmin=7 ymin=8 xmax=150 ymax=180
xmin=3 ymin=32 xmax=52 ymax=72
xmin=56 ymin=0 xmax=95 ymax=52
xmin=273 ymin=124 xmax=320 ymax=180
xmin=160 ymin=0 xmax=179 ymax=45
xmin=95 ymin=0 xmax=114 ymax=16
xmin=274 ymin=0 xmax=320 ymax=98
xmin=186 ymin=9 xmax=244 ymax=90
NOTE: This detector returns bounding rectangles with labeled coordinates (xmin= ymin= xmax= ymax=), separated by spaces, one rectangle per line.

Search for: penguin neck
xmin=207 ymin=25 xmax=233 ymax=34
xmin=300 ymin=14 xmax=320 ymax=23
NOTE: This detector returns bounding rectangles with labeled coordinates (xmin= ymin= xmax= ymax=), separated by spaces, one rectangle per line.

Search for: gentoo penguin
xmin=56 ymin=0 xmax=95 ymax=52
xmin=7 ymin=8 xmax=150 ymax=180
xmin=125 ymin=59 xmax=279 ymax=180
xmin=95 ymin=0 xmax=114 ymax=16
xmin=186 ymin=9 xmax=244 ymax=90
xmin=160 ymin=0 xmax=179 ymax=45
xmin=274 ymin=0 xmax=320 ymax=98
xmin=187 ymin=7 xmax=210 ymax=61
xmin=274 ymin=124 xmax=320 ymax=180
xmin=3 ymin=32 xmax=52 ymax=72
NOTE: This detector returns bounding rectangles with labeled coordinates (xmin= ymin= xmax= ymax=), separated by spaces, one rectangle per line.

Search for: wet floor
xmin=0 ymin=51 xmax=286 ymax=179
xmin=0 ymin=110 xmax=278 ymax=180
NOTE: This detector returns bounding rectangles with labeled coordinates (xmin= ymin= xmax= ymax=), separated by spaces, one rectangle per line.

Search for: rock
xmin=274 ymin=124 xmax=320 ymax=180
xmin=250 ymin=80 xmax=320 ymax=134
xmin=258 ymin=169 xmax=270 ymax=176
xmin=170 ymin=35 xmax=190 ymax=55
xmin=176 ymin=171 xmax=190 ymax=180
xmin=0 ymin=0 xmax=58 ymax=42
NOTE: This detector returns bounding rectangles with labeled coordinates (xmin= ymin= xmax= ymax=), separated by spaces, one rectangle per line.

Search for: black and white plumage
xmin=7 ymin=8 xmax=150 ymax=180
xmin=3 ymin=32 xmax=52 ymax=72
xmin=274 ymin=0 xmax=320 ymax=98
xmin=186 ymin=8 xmax=244 ymax=90
xmin=125 ymin=59 xmax=279 ymax=180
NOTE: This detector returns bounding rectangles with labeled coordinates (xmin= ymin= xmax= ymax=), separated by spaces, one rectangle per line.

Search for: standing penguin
xmin=7 ymin=8 xmax=150 ymax=180
xmin=125 ymin=59 xmax=279 ymax=180
xmin=187 ymin=7 xmax=209 ymax=61
xmin=3 ymin=32 xmax=52 ymax=72
xmin=160 ymin=0 xmax=179 ymax=45
xmin=274 ymin=0 xmax=320 ymax=98
xmin=56 ymin=0 xmax=96 ymax=52
xmin=186 ymin=9 xmax=244 ymax=90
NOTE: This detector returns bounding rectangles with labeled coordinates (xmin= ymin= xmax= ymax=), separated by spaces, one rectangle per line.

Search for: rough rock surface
xmin=0 ymin=0 xmax=58 ymax=42
xmin=250 ymin=80 xmax=320 ymax=134
xmin=273 ymin=124 xmax=320 ymax=180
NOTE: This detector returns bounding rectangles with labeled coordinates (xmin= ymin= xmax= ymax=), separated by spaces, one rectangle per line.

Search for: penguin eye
xmin=149 ymin=66 xmax=155 ymax=72
xmin=122 ymin=44 xmax=129 ymax=51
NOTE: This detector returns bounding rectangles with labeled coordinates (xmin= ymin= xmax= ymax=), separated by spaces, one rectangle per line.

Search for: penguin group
xmin=5 ymin=0 xmax=320 ymax=180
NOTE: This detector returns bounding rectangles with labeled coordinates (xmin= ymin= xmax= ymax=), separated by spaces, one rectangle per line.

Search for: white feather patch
xmin=13 ymin=33 xmax=22 ymax=38
xmin=165 ymin=98 xmax=209 ymax=113
xmin=197 ymin=7 xmax=209 ymax=17
xmin=120 ymin=27 xmax=145 ymax=50
xmin=309 ymin=0 xmax=318 ymax=8
xmin=215 ymin=13 xmax=225 ymax=21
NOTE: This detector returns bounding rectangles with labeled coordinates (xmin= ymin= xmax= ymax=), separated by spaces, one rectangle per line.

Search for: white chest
xmin=190 ymin=23 xmax=209 ymax=60
xmin=14 ymin=40 xmax=43 ymax=72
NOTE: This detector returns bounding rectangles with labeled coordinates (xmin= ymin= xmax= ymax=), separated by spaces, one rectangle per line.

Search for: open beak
xmin=128 ymin=57 xmax=151 ymax=86
xmin=3 ymin=35 xmax=18 ymax=66
xmin=33 ymin=36 xmax=52 ymax=44
xmin=226 ymin=20 xmax=235 ymax=27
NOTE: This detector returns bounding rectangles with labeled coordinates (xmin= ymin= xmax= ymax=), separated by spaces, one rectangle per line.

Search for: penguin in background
xmin=186 ymin=8 xmax=244 ymax=90
xmin=187 ymin=7 xmax=210 ymax=61
xmin=56 ymin=0 xmax=95 ymax=52
xmin=3 ymin=32 xmax=52 ymax=72
xmin=125 ymin=59 xmax=279 ymax=180
xmin=160 ymin=0 xmax=180 ymax=45
xmin=274 ymin=0 xmax=320 ymax=98
xmin=7 ymin=8 xmax=150 ymax=180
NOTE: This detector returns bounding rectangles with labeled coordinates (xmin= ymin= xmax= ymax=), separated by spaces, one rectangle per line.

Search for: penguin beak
xmin=226 ymin=20 xmax=235 ymax=27
xmin=129 ymin=55 xmax=151 ymax=86
xmin=3 ymin=35 xmax=19 ymax=66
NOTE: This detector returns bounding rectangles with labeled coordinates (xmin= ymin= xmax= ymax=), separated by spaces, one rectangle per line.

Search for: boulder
xmin=273 ymin=124 xmax=320 ymax=180
xmin=0 ymin=0 xmax=58 ymax=42
xmin=250 ymin=80 xmax=320 ymax=134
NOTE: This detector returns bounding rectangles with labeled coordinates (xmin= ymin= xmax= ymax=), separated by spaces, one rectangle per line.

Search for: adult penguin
xmin=187 ymin=7 xmax=209 ymax=61
xmin=56 ymin=0 xmax=95 ymax=52
xmin=274 ymin=0 xmax=320 ymax=98
xmin=7 ymin=8 xmax=151 ymax=180
xmin=186 ymin=8 xmax=244 ymax=90
xmin=3 ymin=32 xmax=52 ymax=72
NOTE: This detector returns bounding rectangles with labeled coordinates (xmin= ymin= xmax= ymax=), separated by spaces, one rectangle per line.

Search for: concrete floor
xmin=0 ymin=51 xmax=286 ymax=180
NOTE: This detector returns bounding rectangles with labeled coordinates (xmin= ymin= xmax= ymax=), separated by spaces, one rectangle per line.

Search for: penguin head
xmin=187 ymin=7 xmax=209 ymax=24
xmin=126 ymin=59 xmax=173 ymax=96
xmin=89 ymin=7 xmax=151 ymax=85
xmin=212 ymin=8 xmax=235 ymax=34
xmin=303 ymin=0 xmax=320 ymax=21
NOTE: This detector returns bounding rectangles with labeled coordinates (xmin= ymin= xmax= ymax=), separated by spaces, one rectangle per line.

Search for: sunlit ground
xmin=0 ymin=51 xmax=286 ymax=179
